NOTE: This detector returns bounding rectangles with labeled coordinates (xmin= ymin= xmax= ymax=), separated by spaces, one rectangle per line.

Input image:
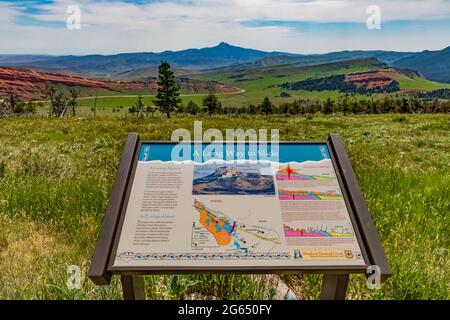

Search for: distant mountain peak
xmin=212 ymin=167 xmax=245 ymax=178
xmin=217 ymin=42 xmax=232 ymax=47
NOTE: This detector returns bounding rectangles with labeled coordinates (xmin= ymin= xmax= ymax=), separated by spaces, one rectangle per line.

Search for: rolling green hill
xmin=190 ymin=58 xmax=382 ymax=104
xmin=394 ymin=46 xmax=450 ymax=83
xmin=190 ymin=58 xmax=450 ymax=106
xmin=29 ymin=57 xmax=450 ymax=115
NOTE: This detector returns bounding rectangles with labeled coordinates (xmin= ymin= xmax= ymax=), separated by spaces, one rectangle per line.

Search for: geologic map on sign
xmin=192 ymin=199 xmax=282 ymax=253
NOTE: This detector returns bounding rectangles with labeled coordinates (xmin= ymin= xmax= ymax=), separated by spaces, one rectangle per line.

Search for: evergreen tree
xmin=202 ymin=93 xmax=221 ymax=117
xmin=248 ymin=104 xmax=258 ymax=115
xmin=381 ymin=96 xmax=394 ymax=113
xmin=128 ymin=106 xmax=137 ymax=115
xmin=177 ymin=104 xmax=185 ymax=114
xmin=299 ymin=105 xmax=306 ymax=117
xmin=444 ymin=99 xmax=450 ymax=113
xmin=341 ymin=96 xmax=350 ymax=115
xmin=280 ymin=103 xmax=290 ymax=114
xmin=411 ymin=97 xmax=424 ymax=113
xmin=186 ymin=100 xmax=200 ymax=115
xmin=154 ymin=61 xmax=181 ymax=118
xmin=399 ymin=97 xmax=411 ymax=113
xmin=351 ymin=100 xmax=362 ymax=114
xmin=144 ymin=106 xmax=157 ymax=118
xmin=323 ymin=98 xmax=334 ymax=115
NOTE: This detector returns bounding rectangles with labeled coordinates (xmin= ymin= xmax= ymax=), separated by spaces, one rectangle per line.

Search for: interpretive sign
xmin=113 ymin=143 xmax=365 ymax=269
xmin=88 ymin=133 xmax=391 ymax=300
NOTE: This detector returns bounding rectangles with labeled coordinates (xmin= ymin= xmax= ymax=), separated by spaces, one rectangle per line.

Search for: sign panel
xmin=112 ymin=143 xmax=366 ymax=268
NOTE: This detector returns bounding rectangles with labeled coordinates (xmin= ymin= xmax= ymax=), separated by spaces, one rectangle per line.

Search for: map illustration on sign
xmin=113 ymin=143 xmax=366 ymax=268
xmin=192 ymin=199 xmax=281 ymax=253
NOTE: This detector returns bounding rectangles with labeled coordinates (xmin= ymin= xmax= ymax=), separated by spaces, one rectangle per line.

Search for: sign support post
xmin=320 ymin=274 xmax=349 ymax=300
xmin=121 ymin=275 xmax=146 ymax=300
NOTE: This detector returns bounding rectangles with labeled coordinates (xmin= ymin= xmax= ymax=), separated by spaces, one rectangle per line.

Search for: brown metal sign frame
xmin=88 ymin=133 xmax=391 ymax=300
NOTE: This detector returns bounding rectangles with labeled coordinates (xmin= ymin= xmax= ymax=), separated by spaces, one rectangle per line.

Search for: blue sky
xmin=0 ymin=0 xmax=449 ymax=54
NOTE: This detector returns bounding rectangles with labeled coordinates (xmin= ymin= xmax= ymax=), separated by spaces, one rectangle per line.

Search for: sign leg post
xmin=121 ymin=275 xmax=146 ymax=300
xmin=320 ymin=274 xmax=349 ymax=300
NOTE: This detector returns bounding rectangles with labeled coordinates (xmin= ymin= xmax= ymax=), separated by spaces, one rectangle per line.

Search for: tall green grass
xmin=0 ymin=114 xmax=448 ymax=299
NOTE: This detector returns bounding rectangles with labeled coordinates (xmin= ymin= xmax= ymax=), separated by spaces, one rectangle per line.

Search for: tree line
xmin=143 ymin=94 xmax=449 ymax=117
xmin=416 ymin=89 xmax=450 ymax=100
xmin=268 ymin=95 xmax=450 ymax=116
xmin=281 ymin=74 xmax=400 ymax=94
xmin=128 ymin=61 xmax=223 ymax=118
xmin=2 ymin=61 xmax=450 ymax=118
xmin=135 ymin=62 xmax=449 ymax=117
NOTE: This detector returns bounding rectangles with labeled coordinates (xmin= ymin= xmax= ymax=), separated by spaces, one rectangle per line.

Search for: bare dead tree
xmin=55 ymin=92 xmax=69 ymax=117
xmin=69 ymin=87 xmax=80 ymax=117
xmin=93 ymin=90 xmax=98 ymax=117
xmin=41 ymin=83 xmax=57 ymax=116
xmin=0 ymin=99 xmax=10 ymax=118
xmin=6 ymin=88 xmax=21 ymax=113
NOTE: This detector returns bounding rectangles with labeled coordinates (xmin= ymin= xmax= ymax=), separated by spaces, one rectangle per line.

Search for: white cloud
xmin=0 ymin=0 xmax=449 ymax=54
xmin=36 ymin=0 xmax=450 ymax=24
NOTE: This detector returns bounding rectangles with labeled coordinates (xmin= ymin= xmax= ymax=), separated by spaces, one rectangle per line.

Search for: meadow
xmin=34 ymin=58 xmax=450 ymax=117
xmin=0 ymin=114 xmax=449 ymax=299
xmin=190 ymin=59 xmax=450 ymax=106
xmin=37 ymin=93 xmax=232 ymax=116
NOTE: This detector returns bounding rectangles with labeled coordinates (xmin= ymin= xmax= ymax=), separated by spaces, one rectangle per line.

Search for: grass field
xmin=191 ymin=59 xmax=450 ymax=106
xmin=396 ymin=75 xmax=450 ymax=91
xmin=36 ymin=59 xmax=450 ymax=117
xmin=37 ymin=93 xmax=237 ymax=116
xmin=28 ymin=57 xmax=450 ymax=119
xmin=0 ymin=114 xmax=449 ymax=299
xmin=191 ymin=59 xmax=377 ymax=105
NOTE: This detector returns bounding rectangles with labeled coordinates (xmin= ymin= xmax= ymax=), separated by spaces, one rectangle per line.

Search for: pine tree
xmin=203 ymin=93 xmax=221 ymax=117
xmin=400 ymin=97 xmax=411 ymax=113
xmin=154 ymin=61 xmax=181 ymax=118
xmin=351 ymin=100 xmax=361 ymax=114
xmin=186 ymin=100 xmax=200 ymax=115
xmin=260 ymin=97 xmax=273 ymax=116
xmin=341 ymin=96 xmax=350 ymax=115
xmin=381 ymin=96 xmax=393 ymax=113
xmin=323 ymin=98 xmax=334 ymax=115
